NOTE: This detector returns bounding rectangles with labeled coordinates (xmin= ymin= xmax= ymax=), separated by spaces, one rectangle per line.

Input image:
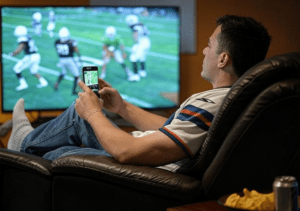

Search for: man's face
xmin=201 ymin=25 xmax=222 ymax=83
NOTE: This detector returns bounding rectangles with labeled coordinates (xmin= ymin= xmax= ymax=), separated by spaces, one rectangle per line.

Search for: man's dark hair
xmin=216 ymin=15 xmax=272 ymax=77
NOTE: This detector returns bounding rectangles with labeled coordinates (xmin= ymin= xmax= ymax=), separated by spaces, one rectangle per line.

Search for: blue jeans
xmin=20 ymin=103 xmax=112 ymax=161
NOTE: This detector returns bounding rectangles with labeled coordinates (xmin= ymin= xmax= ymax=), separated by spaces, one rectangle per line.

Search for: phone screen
xmin=82 ymin=66 xmax=100 ymax=97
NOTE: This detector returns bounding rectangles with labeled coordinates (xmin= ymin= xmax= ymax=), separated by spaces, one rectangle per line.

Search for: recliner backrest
xmin=202 ymin=77 xmax=300 ymax=199
xmin=177 ymin=52 xmax=300 ymax=179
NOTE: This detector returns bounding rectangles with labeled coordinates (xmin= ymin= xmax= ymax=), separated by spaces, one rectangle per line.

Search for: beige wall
xmin=0 ymin=0 xmax=300 ymax=123
xmin=181 ymin=0 xmax=300 ymax=101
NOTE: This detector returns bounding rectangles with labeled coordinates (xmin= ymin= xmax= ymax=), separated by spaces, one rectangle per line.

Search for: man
xmin=125 ymin=14 xmax=151 ymax=82
xmin=32 ymin=12 xmax=42 ymax=37
xmin=100 ymin=26 xmax=132 ymax=80
xmin=54 ymin=27 xmax=81 ymax=95
xmin=8 ymin=15 xmax=271 ymax=172
xmin=10 ymin=25 xmax=48 ymax=91
xmin=47 ymin=10 xmax=56 ymax=38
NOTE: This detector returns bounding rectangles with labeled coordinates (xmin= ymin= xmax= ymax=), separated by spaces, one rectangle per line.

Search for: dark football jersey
xmin=18 ymin=36 xmax=38 ymax=55
xmin=55 ymin=39 xmax=77 ymax=57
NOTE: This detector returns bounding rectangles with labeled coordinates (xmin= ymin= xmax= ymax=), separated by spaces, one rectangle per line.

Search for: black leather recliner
xmin=1 ymin=52 xmax=300 ymax=211
xmin=0 ymin=149 xmax=52 ymax=211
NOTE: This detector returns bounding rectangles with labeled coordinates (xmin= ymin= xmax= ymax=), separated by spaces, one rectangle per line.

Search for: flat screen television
xmin=1 ymin=6 xmax=180 ymax=112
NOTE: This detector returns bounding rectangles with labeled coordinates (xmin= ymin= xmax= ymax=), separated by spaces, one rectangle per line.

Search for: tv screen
xmin=1 ymin=6 xmax=180 ymax=112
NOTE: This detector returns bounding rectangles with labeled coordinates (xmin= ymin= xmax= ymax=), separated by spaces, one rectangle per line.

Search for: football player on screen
xmin=9 ymin=26 xmax=48 ymax=91
xmin=125 ymin=14 xmax=151 ymax=82
xmin=54 ymin=27 xmax=81 ymax=95
xmin=100 ymin=26 xmax=133 ymax=80
xmin=32 ymin=12 xmax=42 ymax=37
xmin=47 ymin=10 xmax=56 ymax=38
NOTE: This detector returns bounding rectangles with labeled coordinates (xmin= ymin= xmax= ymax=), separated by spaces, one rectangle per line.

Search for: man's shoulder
xmin=178 ymin=88 xmax=230 ymax=111
xmin=67 ymin=39 xmax=76 ymax=43
xmin=190 ymin=87 xmax=230 ymax=101
xmin=112 ymin=35 xmax=123 ymax=42
xmin=67 ymin=39 xmax=77 ymax=46
xmin=55 ymin=39 xmax=72 ymax=43
xmin=17 ymin=36 xmax=29 ymax=43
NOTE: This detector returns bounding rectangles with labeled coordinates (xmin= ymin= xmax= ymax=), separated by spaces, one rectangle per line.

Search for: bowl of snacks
xmin=217 ymin=188 xmax=275 ymax=211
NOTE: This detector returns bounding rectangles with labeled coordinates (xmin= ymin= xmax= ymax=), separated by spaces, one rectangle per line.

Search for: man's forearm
xmin=87 ymin=110 xmax=184 ymax=166
xmin=118 ymin=101 xmax=167 ymax=131
xmin=87 ymin=111 xmax=137 ymax=163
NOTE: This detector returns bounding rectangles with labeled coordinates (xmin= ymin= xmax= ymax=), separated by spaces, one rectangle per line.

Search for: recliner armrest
xmin=0 ymin=148 xmax=52 ymax=177
xmin=51 ymin=155 xmax=202 ymax=200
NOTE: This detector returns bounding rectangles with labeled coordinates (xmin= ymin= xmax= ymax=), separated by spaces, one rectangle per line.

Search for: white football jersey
xmin=130 ymin=23 xmax=150 ymax=39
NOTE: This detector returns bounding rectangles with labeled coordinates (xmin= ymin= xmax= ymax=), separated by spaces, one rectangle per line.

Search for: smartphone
xmin=82 ymin=66 xmax=100 ymax=98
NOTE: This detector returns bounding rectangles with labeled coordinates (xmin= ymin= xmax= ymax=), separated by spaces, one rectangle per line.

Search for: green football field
xmin=1 ymin=7 xmax=180 ymax=111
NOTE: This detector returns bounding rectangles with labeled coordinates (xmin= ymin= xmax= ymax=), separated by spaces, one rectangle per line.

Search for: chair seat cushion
xmin=51 ymin=155 xmax=202 ymax=200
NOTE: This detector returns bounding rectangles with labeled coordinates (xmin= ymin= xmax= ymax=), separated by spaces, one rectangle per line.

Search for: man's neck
xmin=211 ymin=72 xmax=239 ymax=89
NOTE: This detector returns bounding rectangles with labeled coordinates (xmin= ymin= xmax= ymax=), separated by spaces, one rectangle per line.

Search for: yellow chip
xmin=224 ymin=188 xmax=275 ymax=210
xmin=225 ymin=193 xmax=240 ymax=207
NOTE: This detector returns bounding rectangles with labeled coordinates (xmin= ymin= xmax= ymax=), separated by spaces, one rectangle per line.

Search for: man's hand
xmin=98 ymin=78 xmax=125 ymax=114
xmin=75 ymin=81 xmax=103 ymax=121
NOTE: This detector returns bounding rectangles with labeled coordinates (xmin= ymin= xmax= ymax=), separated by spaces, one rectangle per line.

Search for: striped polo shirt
xmin=159 ymin=87 xmax=230 ymax=171
xmin=131 ymin=87 xmax=230 ymax=172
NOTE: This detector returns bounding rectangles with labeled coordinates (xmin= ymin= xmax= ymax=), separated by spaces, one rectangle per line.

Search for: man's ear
xmin=218 ymin=52 xmax=231 ymax=68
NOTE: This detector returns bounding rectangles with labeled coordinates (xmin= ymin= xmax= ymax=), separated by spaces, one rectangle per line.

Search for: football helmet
xmin=59 ymin=27 xmax=70 ymax=42
xmin=105 ymin=26 xmax=116 ymax=39
xmin=49 ymin=11 xmax=55 ymax=17
xmin=14 ymin=26 xmax=27 ymax=37
xmin=125 ymin=15 xmax=139 ymax=26
xmin=32 ymin=12 xmax=42 ymax=22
